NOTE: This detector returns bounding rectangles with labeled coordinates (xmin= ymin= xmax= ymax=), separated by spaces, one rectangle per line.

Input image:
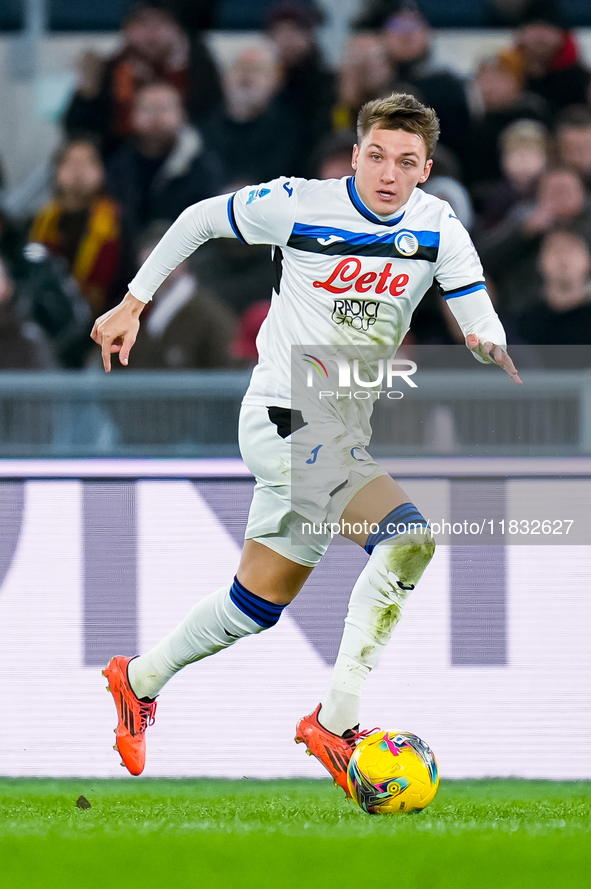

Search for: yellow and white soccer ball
xmin=347 ymin=731 xmax=439 ymax=815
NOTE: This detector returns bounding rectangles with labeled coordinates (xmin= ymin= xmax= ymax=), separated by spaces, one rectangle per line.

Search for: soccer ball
xmin=347 ymin=731 xmax=439 ymax=815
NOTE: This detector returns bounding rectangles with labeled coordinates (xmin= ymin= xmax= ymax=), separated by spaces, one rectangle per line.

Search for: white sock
xmin=128 ymin=581 xmax=279 ymax=700
xmin=320 ymin=531 xmax=435 ymax=736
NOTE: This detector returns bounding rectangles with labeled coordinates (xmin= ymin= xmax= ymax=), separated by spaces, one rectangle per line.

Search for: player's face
xmin=352 ymin=127 xmax=432 ymax=215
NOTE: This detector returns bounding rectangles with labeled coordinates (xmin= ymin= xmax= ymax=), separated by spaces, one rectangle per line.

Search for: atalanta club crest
xmin=394 ymin=231 xmax=419 ymax=256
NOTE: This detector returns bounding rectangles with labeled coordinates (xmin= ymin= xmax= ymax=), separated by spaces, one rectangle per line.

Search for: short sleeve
xmin=434 ymin=203 xmax=485 ymax=294
xmin=229 ymin=177 xmax=300 ymax=247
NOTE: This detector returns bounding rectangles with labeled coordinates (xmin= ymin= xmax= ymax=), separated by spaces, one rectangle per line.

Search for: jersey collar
xmin=346 ymin=176 xmax=408 ymax=226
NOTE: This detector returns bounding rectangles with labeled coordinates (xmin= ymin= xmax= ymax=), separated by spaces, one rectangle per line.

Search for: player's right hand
xmin=90 ymin=291 xmax=146 ymax=372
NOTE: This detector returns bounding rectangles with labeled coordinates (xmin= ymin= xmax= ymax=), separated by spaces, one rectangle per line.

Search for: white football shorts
xmin=238 ymin=403 xmax=389 ymax=567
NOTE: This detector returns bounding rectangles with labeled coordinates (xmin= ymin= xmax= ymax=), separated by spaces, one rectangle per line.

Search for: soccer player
xmin=92 ymin=94 xmax=521 ymax=792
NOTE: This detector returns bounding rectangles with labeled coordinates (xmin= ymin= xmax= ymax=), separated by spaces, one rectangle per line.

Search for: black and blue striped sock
xmin=365 ymin=502 xmax=429 ymax=555
xmin=230 ymin=576 xmax=288 ymax=628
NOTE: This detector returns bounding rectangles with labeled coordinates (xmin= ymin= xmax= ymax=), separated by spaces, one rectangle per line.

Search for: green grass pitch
xmin=1 ymin=778 xmax=590 ymax=888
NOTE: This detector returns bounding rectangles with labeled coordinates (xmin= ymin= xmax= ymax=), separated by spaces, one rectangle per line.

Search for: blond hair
xmin=500 ymin=119 xmax=548 ymax=155
xmin=357 ymin=92 xmax=440 ymax=159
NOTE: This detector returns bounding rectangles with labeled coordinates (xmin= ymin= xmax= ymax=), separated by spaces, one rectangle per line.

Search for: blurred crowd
xmin=1 ymin=0 xmax=591 ymax=372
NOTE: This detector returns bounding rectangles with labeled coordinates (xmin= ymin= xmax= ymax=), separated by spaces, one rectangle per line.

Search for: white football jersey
xmin=227 ymin=176 xmax=502 ymax=409
xmin=129 ymin=175 xmax=505 ymax=418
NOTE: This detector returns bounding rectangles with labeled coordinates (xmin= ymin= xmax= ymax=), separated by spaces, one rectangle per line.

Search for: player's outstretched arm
xmin=90 ymin=180 xmax=296 ymax=372
xmin=90 ymin=193 xmax=238 ymax=371
xmin=465 ymin=334 xmax=522 ymax=385
xmin=91 ymin=292 xmax=145 ymax=372
xmin=434 ymin=205 xmax=522 ymax=386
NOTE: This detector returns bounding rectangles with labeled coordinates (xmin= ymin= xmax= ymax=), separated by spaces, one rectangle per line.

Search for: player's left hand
xmin=465 ymin=334 xmax=522 ymax=385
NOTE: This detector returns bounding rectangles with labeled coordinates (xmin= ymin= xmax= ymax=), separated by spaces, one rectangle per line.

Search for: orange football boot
xmin=103 ymin=655 xmax=157 ymax=776
xmin=295 ymin=704 xmax=376 ymax=796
